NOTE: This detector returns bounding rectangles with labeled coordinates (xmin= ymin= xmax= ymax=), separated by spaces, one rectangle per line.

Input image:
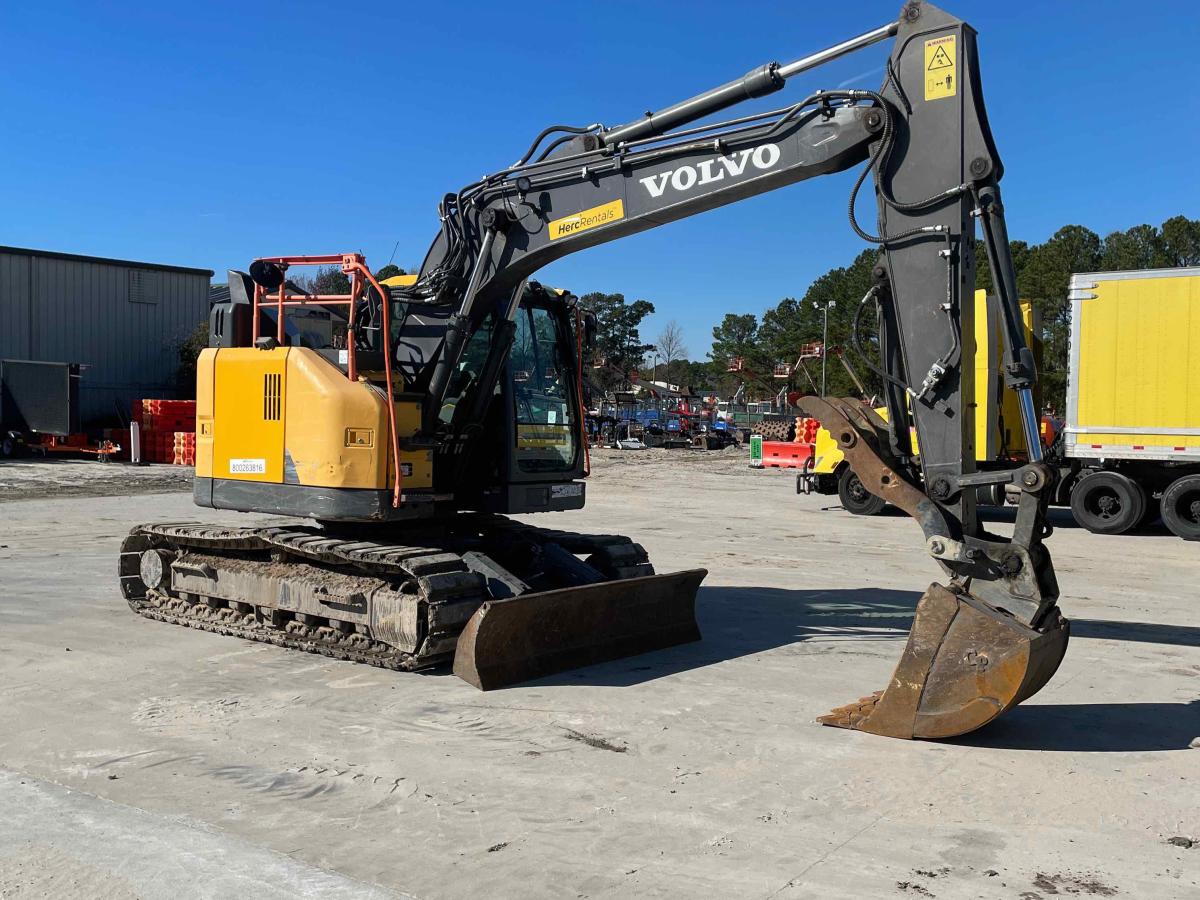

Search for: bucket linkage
xmin=797 ymin=396 xmax=1069 ymax=740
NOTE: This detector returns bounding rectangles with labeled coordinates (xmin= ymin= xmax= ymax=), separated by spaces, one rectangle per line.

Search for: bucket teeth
xmin=817 ymin=692 xmax=883 ymax=729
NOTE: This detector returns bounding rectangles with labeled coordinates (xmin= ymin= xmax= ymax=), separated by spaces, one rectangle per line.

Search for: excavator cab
xmin=439 ymin=284 xmax=589 ymax=515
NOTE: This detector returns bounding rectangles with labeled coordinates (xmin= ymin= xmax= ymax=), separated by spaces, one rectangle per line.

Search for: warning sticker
xmin=924 ymin=34 xmax=957 ymax=101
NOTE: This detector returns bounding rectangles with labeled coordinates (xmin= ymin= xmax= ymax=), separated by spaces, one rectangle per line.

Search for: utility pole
xmin=812 ymin=299 xmax=836 ymax=395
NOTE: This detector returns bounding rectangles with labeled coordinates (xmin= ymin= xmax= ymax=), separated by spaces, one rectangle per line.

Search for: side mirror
xmin=249 ymin=259 xmax=285 ymax=291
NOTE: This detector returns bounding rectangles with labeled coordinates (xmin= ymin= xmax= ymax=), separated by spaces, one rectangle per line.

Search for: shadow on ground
xmin=517 ymin=585 xmax=921 ymax=689
xmin=951 ymin=699 xmax=1200 ymax=752
xmin=515 ymin=585 xmax=1198 ymax=749
xmin=836 ymin=503 xmax=1172 ymax=535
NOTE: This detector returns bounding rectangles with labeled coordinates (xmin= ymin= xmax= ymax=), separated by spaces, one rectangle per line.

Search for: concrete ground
xmin=0 ymin=451 xmax=1196 ymax=899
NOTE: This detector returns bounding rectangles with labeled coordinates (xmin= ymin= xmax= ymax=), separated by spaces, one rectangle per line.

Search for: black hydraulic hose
xmin=845 ymin=89 xmax=970 ymax=245
xmin=515 ymin=124 xmax=597 ymax=167
xmin=534 ymin=133 xmax=580 ymax=163
xmin=850 ymin=285 xmax=909 ymax=394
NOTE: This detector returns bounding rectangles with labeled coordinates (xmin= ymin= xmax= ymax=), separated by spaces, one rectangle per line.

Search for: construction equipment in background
xmin=798 ymin=292 xmax=1042 ymax=513
xmin=1058 ymin=267 xmax=1200 ymax=539
xmin=0 ymin=359 xmax=120 ymax=460
xmin=120 ymin=2 xmax=1068 ymax=739
xmin=725 ymin=357 xmax=797 ymax=440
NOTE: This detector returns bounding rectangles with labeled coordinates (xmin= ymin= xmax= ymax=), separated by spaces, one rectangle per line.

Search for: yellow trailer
xmin=800 ymin=291 xmax=1038 ymax=514
xmin=1063 ymin=267 xmax=1200 ymax=539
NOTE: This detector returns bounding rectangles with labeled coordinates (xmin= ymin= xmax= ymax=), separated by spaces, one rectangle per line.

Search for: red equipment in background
xmin=133 ymin=399 xmax=196 ymax=465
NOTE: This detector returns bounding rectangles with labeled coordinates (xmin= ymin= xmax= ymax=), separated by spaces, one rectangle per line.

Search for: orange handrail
xmin=249 ymin=253 xmax=403 ymax=508
xmin=342 ymin=257 xmax=403 ymax=508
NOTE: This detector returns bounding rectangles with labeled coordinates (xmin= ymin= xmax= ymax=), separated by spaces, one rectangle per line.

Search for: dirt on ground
xmin=0 ymin=446 xmax=1196 ymax=898
xmin=0 ymin=458 xmax=193 ymax=502
xmin=0 ymin=444 xmax=754 ymax=504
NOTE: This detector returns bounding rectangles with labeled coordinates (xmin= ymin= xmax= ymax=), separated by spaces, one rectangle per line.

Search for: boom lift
xmin=119 ymin=1 xmax=1068 ymax=739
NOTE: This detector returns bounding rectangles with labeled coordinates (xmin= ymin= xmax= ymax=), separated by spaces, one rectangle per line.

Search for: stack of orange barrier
xmin=173 ymin=431 xmax=196 ymax=466
xmin=133 ymin=399 xmax=197 ymax=464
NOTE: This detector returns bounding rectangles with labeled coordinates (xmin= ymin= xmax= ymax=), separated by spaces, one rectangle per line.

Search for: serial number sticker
xmin=551 ymin=483 xmax=583 ymax=498
xmin=229 ymin=458 xmax=267 ymax=474
xmin=548 ymin=199 xmax=625 ymax=241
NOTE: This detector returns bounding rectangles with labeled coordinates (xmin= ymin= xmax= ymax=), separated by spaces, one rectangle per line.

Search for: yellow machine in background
xmin=801 ymin=291 xmax=1040 ymax=514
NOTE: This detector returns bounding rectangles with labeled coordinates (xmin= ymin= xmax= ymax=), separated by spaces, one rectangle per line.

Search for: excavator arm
xmin=403 ymin=0 xmax=1068 ymax=738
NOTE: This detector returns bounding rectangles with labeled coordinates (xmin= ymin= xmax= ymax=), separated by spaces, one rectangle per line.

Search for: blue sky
xmin=3 ymin=1 xmax=1197 ymax=357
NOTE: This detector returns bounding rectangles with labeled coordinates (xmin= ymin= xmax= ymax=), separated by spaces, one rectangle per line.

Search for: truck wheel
xmin=1160 ymin=474 xmax=1200 ymax=541
xmin=1070 ymin=471 xmax=1146 ymax=535
xmin=838 ymin=466 xmax=885 ymax=516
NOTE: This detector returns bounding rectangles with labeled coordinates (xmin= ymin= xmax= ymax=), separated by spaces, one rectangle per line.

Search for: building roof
xmin=0 ymin=245 xmax=213 ymax=277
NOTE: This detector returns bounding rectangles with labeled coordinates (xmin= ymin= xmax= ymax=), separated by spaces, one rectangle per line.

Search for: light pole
xmin=812 ymin=299 xmax=835 ymax=395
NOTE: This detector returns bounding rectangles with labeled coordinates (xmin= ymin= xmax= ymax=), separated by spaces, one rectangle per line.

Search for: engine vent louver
xmin=263 ymin=373 xmax=281 ymax=420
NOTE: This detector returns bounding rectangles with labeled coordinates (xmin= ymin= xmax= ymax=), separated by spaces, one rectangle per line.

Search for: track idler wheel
xmin=820 ymin=583 xmax=1070 ymax=739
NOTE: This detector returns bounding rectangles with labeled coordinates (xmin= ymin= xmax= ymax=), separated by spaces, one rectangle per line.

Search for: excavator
xmin=119 ymin=1 xmax=1069 ymax=740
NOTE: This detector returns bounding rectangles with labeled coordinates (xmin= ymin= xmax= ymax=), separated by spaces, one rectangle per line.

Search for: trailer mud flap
xmin=818 ymin=583 xmax=1070 ymax=739
xmin=453 ymin=569 xmax=707 ymax=690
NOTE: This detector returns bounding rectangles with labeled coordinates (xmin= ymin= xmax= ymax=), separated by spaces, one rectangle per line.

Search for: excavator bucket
xmin=454 ymin=569 xmax=706 ymax=690
xmin=796 ymin=396 xmax=1071 ymax=740
xmin=819 ymin=583 xmax=1070 ymax=739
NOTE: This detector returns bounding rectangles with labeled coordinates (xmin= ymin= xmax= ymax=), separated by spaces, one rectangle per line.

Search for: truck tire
xmin=1160 ymin=474 xmax=1200 ymax=541
xmin=838 ymin=466 xmax=885 ymax=516
xmin=1069 ymin=471 xmax=1146 ymax=535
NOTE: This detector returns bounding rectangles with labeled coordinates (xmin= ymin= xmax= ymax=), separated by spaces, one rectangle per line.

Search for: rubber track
xmin=118 ymin=524 xmax=478 ymax=670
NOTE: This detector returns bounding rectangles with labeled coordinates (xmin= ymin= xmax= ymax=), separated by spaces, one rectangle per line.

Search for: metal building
xmin=0 ymin=246 xmax=212 ymax=425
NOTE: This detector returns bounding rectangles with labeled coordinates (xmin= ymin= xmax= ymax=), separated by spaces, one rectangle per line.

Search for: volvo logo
xmin=638 ymin=144 xmax=782 ymax=199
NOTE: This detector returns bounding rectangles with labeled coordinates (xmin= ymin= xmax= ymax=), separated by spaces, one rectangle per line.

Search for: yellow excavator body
xmin=196 ymin=346 xmax=433 ymax=491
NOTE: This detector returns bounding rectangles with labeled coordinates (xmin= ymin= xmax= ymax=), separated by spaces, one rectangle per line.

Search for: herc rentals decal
xmin=548 ymin=199 xmax=625 ymax=241
xmin=638 ymin=143 xmax=782 ymax=198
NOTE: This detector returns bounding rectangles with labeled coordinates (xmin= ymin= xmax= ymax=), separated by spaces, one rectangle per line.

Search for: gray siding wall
xmin=0 ymin=251 xmax=210 ymax=424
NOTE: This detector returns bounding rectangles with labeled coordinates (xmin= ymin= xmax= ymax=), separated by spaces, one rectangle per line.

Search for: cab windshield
xmin=511 ymin=304 xmax=577 ymax=473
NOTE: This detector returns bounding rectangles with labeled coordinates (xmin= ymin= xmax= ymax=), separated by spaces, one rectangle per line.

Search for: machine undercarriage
xmin=120 ymin=516 xmax=703 ymax=689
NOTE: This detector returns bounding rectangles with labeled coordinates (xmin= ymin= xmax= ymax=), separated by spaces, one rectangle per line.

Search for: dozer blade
xmin=453 ymin=569 xmax=707 ymax=690
xmin=820 ymin=583 xmax=1070 ymax=739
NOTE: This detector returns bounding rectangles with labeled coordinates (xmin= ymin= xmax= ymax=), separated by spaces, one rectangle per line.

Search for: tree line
xmin=584 ymin=215 xmax=1199 ymax=411
xmin=192 ymin=217 xmax=1199 ymax=412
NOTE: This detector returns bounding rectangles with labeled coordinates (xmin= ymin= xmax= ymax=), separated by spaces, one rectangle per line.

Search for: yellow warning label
xmin=548 ymin=199 xmax=624 ymax=241
xmin=924 ymin=34 xmax=957 ymax=101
